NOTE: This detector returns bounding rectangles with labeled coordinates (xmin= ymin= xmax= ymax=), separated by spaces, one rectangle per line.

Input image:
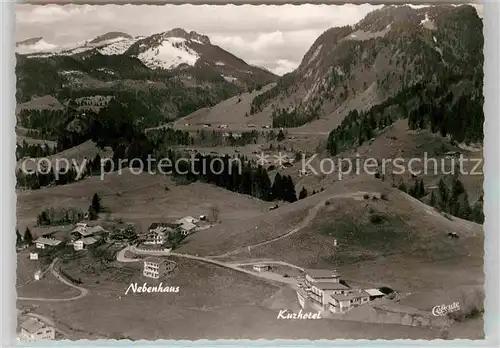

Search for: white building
xmin=253 ymin=264 xmax=271 ymax=272
xmin=19 ymin=318 xmax=55 ymax=341
xmin=143 ymin=257 xmax=176 ymax=279
xmin=144 ymin=223 xmax=173 ymax=245
xmin=29 ymin=253 xmax=38 ymax=260
xmin=329 ymin=290 xmax=370 ymax=313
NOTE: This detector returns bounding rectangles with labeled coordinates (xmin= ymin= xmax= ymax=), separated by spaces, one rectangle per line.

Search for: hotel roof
xmin=20 ymin=318 xmax=46 ymax=334
xmin=144 ymin=257 xmax=166 ymax=265
xmin=313 ymin=282 xmax=349 ymax=290
xmin=34 ymin=237 xmax=61 ymax=246
xmin=306 ymin=269 xmax=340 ymax=279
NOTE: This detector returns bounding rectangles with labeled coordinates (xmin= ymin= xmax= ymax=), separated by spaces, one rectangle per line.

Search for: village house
xmin=73 ymin=236 xmax=99 ymax=251
xmin=71 ymin=225 xmax=105 ymax=240
xmin=34 ymin=237 xmax=61 ymax=249
xmin=253 ymin=264 xmax=271 ymax=272
xmin=179 ymin=222 xmax=196 ymax=236
xmin=29 ymin=252 xmax=38 ymax=260
xmin=143 ymin=257 xmax=176 ymax=279
xmin=175 ymin=216 xmax=199 ymax=236
xmin=144 ymin=223 xmax=174 ymax=245
xmin=34 ymin=270 xmax=43 ymax=281
xmin=329 ymin=290 xmax=371 ymax=314
xmin=19 ymin=318 xmax=55 ymax=341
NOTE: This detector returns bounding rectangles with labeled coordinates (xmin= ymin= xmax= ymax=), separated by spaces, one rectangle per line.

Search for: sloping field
xmin=172 ymin=83 xmax=276 ymax=129
xmin=17 ymin=169 xmax=270 ymax=233
xmin=17 ymin=140 xmax=113 ymax=172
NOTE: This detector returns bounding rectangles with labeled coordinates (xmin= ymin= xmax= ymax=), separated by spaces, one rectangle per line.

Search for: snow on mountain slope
xmin=136 ymin=37 xmax=200 ymax=69
xmin=97 ymin=37 xmax=139 ymax=55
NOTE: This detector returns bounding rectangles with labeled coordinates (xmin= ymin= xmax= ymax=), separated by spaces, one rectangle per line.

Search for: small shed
xmin=29 ymin=252 xmax=38 ymax=260
xmin=34 ymin=270 xmax=42 ymax=281
xmin=253 ymin=264 xmax=271 ymax=272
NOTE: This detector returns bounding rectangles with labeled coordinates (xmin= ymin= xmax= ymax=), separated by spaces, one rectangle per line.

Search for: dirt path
xmin=212 ymin=191 xmax=379 ymax=258
xmin=17 ymin=259 xmax=88 ymax=302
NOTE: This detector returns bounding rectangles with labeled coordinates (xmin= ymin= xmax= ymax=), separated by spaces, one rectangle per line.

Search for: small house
xmin=364 ymin=288 xmax=385 ymax=300
xmin=34 ymin=237 xmax=61 ymax=249
xmin=29 ymin=253 xmax=38 ymax=260
xmin=73 ymin=236 xmax=99 ymax=251
xmin=143 ymin=257 xmax=176 ymax=279
xmin=144 ymin=223 xmax=173 ymax=245
xmin=19 ymin=318 xmax=55 ymax=341
xmin=179 ymin=222 xmax=196 ymax=236
xmin=34 ymin=270 xmax=42 ymax=281
xmin=253 ymin=264 xmax=271 ymax=272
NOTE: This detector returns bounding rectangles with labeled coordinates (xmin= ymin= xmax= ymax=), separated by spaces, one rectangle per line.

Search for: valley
xmin=15 ymin=3 xmax=484 ymax=342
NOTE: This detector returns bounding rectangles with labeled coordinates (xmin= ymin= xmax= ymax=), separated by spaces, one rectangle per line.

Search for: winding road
xmin=17 ymin=258 xmax=88 ymax=302
xmin=116 ymin=191 xmax=380 ymax=285
xmin=212 ymin=191 xmax=379 ymax=258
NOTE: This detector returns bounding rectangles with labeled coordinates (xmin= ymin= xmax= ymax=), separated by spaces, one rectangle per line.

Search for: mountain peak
xmin=89 ymin=31 xmax=132 ymax=44
xmin=163 ymin=28 xmax=211 ymax=44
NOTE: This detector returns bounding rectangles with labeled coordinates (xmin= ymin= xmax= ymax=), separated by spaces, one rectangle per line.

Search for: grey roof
xmin=35 ymin=237 xmax=61 ymax=246
xmin=20 ymin=318 xmax=46 ymax=334
xmin=180 ymin=221 xmax=196 ymax=231
xmin=306 ymin=269 xmax=340 ymax=279
xmin=313 ymin=282 xmax=349 ymax=290
xmin=144 ymin=257 xmax=166 ymax=265
xmin=81 ymin=236 xmax=99 ymax=245
xmin=365 ymin=289 xmax=385 ymax=297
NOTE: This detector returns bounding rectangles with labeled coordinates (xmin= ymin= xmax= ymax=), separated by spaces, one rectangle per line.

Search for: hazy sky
xmin=15 ymin=4 xmax=382 ymax=75
xmin=15 ymin=4 xmax=483 ymax=75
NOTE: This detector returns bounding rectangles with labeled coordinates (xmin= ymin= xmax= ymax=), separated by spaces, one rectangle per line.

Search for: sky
xmin=15 ymin=4 xmax=382 ymax=75
xmin=15 ymin=4 xmax=483 ymax=75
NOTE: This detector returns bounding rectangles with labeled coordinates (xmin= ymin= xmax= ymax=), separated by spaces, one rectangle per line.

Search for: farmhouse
xmin=143 ymin=257 xmax=176 ymax=279
xmin=73 ymin=236 xmax=99 ymax=251
xmin=253 ymin=264 xmax=271 ymax=272
xmin=34 ymin=237 xmax=61 ymax=249
xmin=144 ymin=223 xmax=174 ymax=245
xmin=72 ymin=225 xmax=105 ymax=239
xmin=179 ymin=221 xmax=196 ymax=236
xmin=329 ymin=290 xmax=371 ymax=313
xmin=19 ymin=318 xmax=55 ymax=341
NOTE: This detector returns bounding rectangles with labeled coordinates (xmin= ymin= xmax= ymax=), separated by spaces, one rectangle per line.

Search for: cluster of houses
xmin=71 ymin=223 xmax=105 ymax=250
xmin=143 ymin=216 xmax=203 ymax=246
xmin=18 ymin=317 xmax=55 ymax=341
xmin=32 ymin=223 xmax=106 ymax=252
xmin=296 ymin=269 xmax=385 ymax=314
